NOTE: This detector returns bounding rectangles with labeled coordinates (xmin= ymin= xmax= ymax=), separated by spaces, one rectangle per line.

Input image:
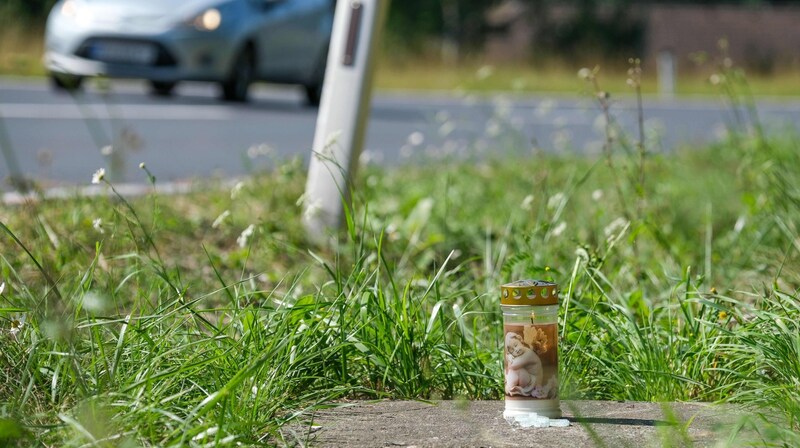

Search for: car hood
xmin=77 ymin=0 xmax=234 ymax=24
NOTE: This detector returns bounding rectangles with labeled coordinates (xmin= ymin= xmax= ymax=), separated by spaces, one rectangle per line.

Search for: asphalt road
xmin=1 ymin=77 xmax=799 ymax=188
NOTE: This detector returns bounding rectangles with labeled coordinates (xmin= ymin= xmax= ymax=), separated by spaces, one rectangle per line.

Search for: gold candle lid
xmin=501 ymin=280 xmax=558 ymax=306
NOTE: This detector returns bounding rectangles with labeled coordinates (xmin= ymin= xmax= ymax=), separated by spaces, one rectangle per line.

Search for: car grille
xmin=76 ymin=38 xmax=177 ymax=67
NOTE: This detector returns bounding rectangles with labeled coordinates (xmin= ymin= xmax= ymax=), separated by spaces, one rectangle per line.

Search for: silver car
xmin=44 ymin=0 xmax=334 ymax=104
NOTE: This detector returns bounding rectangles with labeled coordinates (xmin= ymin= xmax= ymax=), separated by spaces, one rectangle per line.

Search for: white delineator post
xmin=657 ymin=50 xmax=676 ymax=99
xmin=303 ymin=0 xmax=390 ymax=242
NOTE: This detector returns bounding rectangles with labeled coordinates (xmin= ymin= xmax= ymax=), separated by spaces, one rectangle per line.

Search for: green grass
xmin=2 ymin=67 xmax=800 ymax=446
xmin=0 ymin=23 xmax=45 ymax=77
xmin=375 ymin=58 xmax=800 ymax=97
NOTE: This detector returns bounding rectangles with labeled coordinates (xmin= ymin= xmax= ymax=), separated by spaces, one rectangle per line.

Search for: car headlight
xmin=58 ymin=0 xmax=92 ymax=26
xmin=193 ymin=8 xmax=222 ymax=31
xmin=61 ymin=0 xmax=78 ymax=17
xmin=60 ymin=0 xmax=92 ymax=24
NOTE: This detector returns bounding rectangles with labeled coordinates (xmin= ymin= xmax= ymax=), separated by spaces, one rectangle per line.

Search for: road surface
xmin=1 ymin=77 xmax=798 ymax=188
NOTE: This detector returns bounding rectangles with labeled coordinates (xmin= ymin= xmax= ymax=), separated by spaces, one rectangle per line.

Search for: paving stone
xmin=289 ymin=400 xmax=743 ymax=447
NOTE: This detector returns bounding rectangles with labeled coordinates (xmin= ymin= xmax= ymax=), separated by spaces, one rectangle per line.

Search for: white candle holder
xmin=501 ymin=280 xmax=562 ymax=419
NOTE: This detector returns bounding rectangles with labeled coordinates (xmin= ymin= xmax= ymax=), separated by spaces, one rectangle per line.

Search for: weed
xmin=1 ymin=58 xmax=800 ymax=446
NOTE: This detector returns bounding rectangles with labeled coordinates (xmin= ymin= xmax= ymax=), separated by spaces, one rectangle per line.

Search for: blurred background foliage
xmin=386 ymin=0 xmax=800 ymax=63
xmin=0 ymin=0 xmax=57 ymax=23
xmin=5 ymin=0 xmax=800 ymax=82
xmin=5 ymin=0 xmax=800 ymax=58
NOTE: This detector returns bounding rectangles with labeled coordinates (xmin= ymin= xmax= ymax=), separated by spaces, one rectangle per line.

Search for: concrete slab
xmin=292 ymin=400 xmax=741 ymax=447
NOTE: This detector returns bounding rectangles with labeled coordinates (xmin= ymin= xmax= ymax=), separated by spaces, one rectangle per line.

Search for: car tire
xmin=304 ymin=84 xmax=322 ymax=108
xmin=304 ymin=50 xmax=328 ymax=107
xmin=50 ymin=73 xmax=83 ymax=92
xmin=221 ymin=46 xmax=255 ymax=102
xmin=150 ymin=81 xmax=177 ymax=97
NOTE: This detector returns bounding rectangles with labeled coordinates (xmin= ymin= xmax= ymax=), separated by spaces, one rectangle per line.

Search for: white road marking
xmin=0 ymin=103 xmax=234 ymax=120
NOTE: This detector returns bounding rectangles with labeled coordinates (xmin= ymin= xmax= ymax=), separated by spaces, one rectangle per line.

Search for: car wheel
xmin=150 ymin=81 xmax=177 ymax=97
xmin=304 ymin=84 xmax=323 ymax=108
xmin=50 ymin=73 xmax=83 ymax=92
xmin=304 ymin=51 xmax=328 ymax=107
xmin=222 ymin=47 xmax=255 ymax=102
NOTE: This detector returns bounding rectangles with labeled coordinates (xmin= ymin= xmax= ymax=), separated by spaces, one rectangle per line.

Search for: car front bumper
xmin=45 ymin=29 xmax=237 ymax=83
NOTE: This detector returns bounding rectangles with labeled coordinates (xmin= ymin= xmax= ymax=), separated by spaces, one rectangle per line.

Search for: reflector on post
xmin=302 ymin=0 xmax=390 ymax=244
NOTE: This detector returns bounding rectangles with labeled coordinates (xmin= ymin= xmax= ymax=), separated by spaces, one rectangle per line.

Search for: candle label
xmin=503 ymin=323 xmax=558 ymax=399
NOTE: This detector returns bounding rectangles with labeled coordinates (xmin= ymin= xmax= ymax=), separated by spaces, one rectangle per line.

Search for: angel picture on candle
xmin=504 ymin=326 xmax=558 ymax=398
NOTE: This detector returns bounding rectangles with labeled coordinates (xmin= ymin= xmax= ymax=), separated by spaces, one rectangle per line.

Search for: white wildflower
xmin=92 ymin=218 xmax=104 ymax=234
xmin=407 ymin=131 xmax=425 ymax=146
xmin=591 ymin=189 xmax=603 ymax=201
xmin=100 ymin=145 xmax=113 ymax=155
xmin=592 ymin=114 xmax=617 ymax=139
xmin=359 ymin=149 xmax=382 ymax=166
xmin=604 ymin=217 xmax=630 ymax=238
xmin=91 ymin=168 xmax=105 ymax=184
xmin=295 ymin=192 xmax=306 ymax=207
xmin=552 ymin=130 xmax=572 ymax=152
xmin=192 ymin=427 xmax=219 ymax=441
xmin=246 ymin=145 xmax=258 ymax=159
xmin=438 ymin=121 xmax=456 ymax=138
xmin=9 ymin=314 xmax=25 ymax=337
xmin=492 ymin=96 xmax=512 ymax=118
xmin=593 ymin=114 xmax=608 ymax=133
xmin=734 ymin=216 xmax=746 ymax=233
xmin=485 ymin=119 xmax=501 ymax=137
xmin=547 ymin=192 xmax=566 ymax=210
xmin=578 ymin=67 xmax=593 ymax=80
xmin=212 ymin=210 xmax=231 ymax=229
xmin=462 ymin=94 xmax=477 ymax=107
xmin=237 ymin=224 xmax=256 ymax=248
xmin=385 ymin=223 xmax=399 ymax=241
xmin=712 ymin=123 xmax=729 ymax=140
xmin=138 ymin=162 xmax=146 ymax=170
xmin=230 ymin=181 xmax=245 ymax=199
xmin=247 ymin=143 xmax=274 ymax=160
xmin=476 ymin=65 xmax=494 ymax=80
xmin=644 ymin=118 xmax=666 ymax=145
xmin=324 ymin=130 xmax=342 ymax=149
xmin=709 ymin=74 xmax=722 ymax=86
xmin=521 ymin=195 xmax=535 ymax=211
xmin=723 ymin=57 xmax=733 ymax=68
xmin=575 ymin=247 xmax=590 ymax=262
xmin=412 ymin=278 xmax=430 ymax=289
xmin=552 ymin=221 xmax=567 ymax=237
xmin=399 ymin=144 xmax=414 ymax=159
xmin=83 ymin=291 xmax=109 ymax=313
